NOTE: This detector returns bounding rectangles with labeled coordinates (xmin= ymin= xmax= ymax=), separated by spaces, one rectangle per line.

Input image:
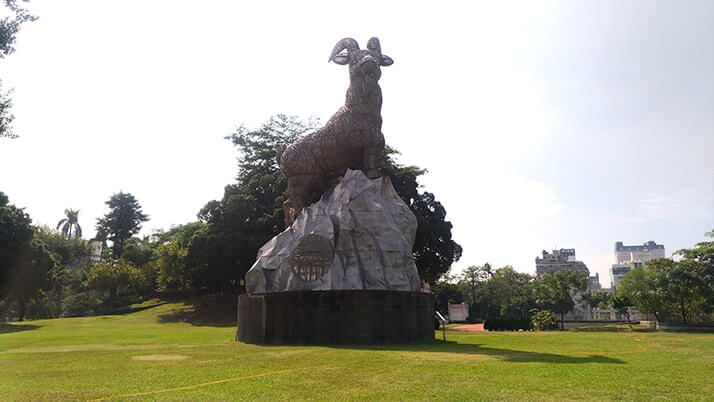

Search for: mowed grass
xmin=1 ymin=299 xmax=713 ymax=401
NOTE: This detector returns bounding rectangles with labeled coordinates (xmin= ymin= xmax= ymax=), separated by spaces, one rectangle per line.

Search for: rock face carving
xmin=245 ymin=169 xmax=421 ymax=294
xmin=277 ymin=37 xmax=393 ymax=226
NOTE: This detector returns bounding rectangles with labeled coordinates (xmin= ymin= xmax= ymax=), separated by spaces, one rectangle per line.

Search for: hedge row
xmin=483 ymin=316 xmax=532 ymax=331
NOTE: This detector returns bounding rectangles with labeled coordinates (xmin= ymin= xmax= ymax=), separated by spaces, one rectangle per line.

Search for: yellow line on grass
xmin=89 ymin=365 xmax=332 ymax=401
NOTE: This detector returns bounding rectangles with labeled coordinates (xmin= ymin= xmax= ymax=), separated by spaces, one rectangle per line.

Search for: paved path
xmin=450 ymin=323 xmax=486 ymax=332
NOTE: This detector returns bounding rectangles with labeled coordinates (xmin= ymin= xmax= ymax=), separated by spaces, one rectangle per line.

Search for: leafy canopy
xmin=56 ymin=208 xmax=82 ymax=239
xmin=535 ymin=269 xmax=588 ymax=329
xmin=0 ymin=0 xmax=38 ymax=139
xmin=96 ymin=192 xmax=149 ymax=258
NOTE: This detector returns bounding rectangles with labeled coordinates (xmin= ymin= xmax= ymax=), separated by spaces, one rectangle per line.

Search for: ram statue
xmin=277 ymin=37 xmax=393 ymax=226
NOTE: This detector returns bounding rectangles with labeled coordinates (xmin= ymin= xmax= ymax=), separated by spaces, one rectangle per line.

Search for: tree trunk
xmin=560 ymin=311 xmax=564 ymax=331
xmin=17 ymin=301 xmax=26 ymax=322
xmin=680 ymin=297 xmax=688 ymax=324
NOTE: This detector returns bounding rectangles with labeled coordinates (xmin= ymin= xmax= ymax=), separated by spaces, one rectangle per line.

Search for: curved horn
xmin=367 ymin=37 xmax=382 ymax=56
xmin=329 ymin=38 xmax=359 ymax=62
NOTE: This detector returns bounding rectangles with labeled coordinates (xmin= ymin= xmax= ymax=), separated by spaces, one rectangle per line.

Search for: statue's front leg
xmin=363 ymin=146 xmax=381 ymax=179
xmin=282 ymin=199 xmax=297 ymax=228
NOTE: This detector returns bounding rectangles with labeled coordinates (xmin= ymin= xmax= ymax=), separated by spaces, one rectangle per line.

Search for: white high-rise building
xmin=614 ymin=241 xmax=665 ymax=264
xmin=611 ymin=241 xmax=665 ymax=290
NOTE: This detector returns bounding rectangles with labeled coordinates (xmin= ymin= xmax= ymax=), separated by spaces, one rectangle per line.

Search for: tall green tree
xmin=119 ymin=236 xmax=155 ymax=267
xmin=56 ymin=208 xmax=82 ymax=239
xmin=489 ymin=266 xmax=536 ymax=317
xmin=675 ymin=228 xmax=714 ymax=314
xmin=4 ymin=237 xmax=56 ymax=320
xmin=459 ymin=265 xmax=535 ymax=319
xmin=0 ymin=191 xmax=34 ymax=295
xmin=647 ymin=258 xmax=703 ymax=325
xmin=535 ymin=270 xmax=588 ymax=330
xmin=617 ymin=266 xmax=669 ymax=322
xmin=96 ymin=192 xmax=149 ymax=258
xmin=0 ymin=193 xmax=57 ymax=321
xmin=34 ymin=226 xmax=92 ymax=317
xmin=459 ymin=264 xmax=491 ymax=315
xmin=0 ymin=0 xmax=37 ymax=139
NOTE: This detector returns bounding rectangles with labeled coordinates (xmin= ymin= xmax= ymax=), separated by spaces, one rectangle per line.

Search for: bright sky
xmin=0 ymin=1 xmax=712 ymax=286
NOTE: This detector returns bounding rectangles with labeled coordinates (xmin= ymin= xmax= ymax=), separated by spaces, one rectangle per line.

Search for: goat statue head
xmin=329 ymin=37 xmax=393 ymax=82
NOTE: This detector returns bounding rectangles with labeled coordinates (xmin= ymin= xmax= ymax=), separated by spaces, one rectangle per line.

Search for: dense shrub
xmin=531 ymin=309 xmax=559 ymax=331
xmin=484 ymin=316 xmax=532 ymax=331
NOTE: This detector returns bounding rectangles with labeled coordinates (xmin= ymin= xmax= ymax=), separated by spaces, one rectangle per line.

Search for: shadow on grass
xmin=0 ymin=322 xmax=40 ymax=334
xmin=157 ymin=295 xmax=236 ymax=327
xmin=328 ymin=340 xmax=625 ymax=364
xmin=109 ymin=302 xmax=168 ymax=315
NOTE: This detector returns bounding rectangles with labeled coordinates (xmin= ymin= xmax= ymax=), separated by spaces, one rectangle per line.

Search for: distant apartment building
xmin=88 ymin=240 xmax=103 ymax=264
xmin=588 ymin=273 xmax=602 ymax=290
xmin=535 ymin=249 xmax=590 ymax=277
xmin=611 ymin=241 xmax=665 ymax=290
xmin=610 ymin=262 xmax=643 ymax=290
xmin=614 ymin=241 xmax=665 ymax=264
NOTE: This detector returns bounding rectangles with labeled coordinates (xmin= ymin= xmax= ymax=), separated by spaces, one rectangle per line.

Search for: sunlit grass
xmin=1 ymin=298 xmax=712 ymax=401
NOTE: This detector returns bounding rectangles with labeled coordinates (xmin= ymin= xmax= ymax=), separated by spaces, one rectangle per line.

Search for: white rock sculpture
xmin=245 ymin=169 xmax=421 ymax=294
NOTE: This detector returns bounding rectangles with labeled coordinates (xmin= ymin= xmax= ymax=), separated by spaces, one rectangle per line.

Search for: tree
xmin=647 ymin=258 xmax=704 ymax=325
xmin=535 ymin=270 xmax=588 ymax=330
xmin=0 ymin=82 xmax=15 ymax=139
xmin=56 ymin=208 xmax=82 ymax=239
xmin=0 ymin=0 xmax=38 ymax=139
xmin=675 ymin=228 xmax=714 ymax=314
xmin=119 ymin=236 xmax=155 ymax=267
xmin=459 ymin=264 xmax=491 ymax=315
xmin=96 ymin=192 xmax=149 ymax=258
xmin=191 ymin=115 xmax=461 ymax=292
xmin=153 ymin=222 xmax=204 ymax=290
xmin=458 ymin=265 xmax=536 ymax=320
xmin=86 ymin=260 xmax=144 ymax=309
xmin=34 ymin=225 xmax=92 ymax=317
xmin=609 ymin=293 xmax=634 ymax=328
xmin=0 ymin=191 xmax=34 ymax=294
xmin=155 ymin=240 xmax=189 ymax=290
xmin=3 ymin=237 xmax=56 ymax=320
xmin=432 ymin=280 xmax=463 ymax=314
xmin=582 ymin=291 xmax=611 ymax=309
xmin=618 ymin=265 xmax=667 ymax=322
xmin=1 ymin=193 xmax=58 ymax=320
xmin=489 ymin=266 xmax=536 ymax=317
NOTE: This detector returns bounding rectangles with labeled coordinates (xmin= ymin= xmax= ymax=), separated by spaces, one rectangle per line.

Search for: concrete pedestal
xmin=236 ymin=290 xmax=434 ymax=345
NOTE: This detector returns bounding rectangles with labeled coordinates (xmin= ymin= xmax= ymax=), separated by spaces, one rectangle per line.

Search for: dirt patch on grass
xmin=400 ymin=351 xmax=495 ymax=361
xmin=262 ymin=350 xmax=311 ymax=358
xmin=131 ymin=354 xmax=190 ymax=361
xmin=5 ymin=344 xmax=161 ymax=353
xmin=450 ymin=323 xmax=486 ymax=332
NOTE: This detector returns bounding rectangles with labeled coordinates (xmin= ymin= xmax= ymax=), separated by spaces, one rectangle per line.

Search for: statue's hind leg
xmin=284 ymin=174 xmax=323 ymax=226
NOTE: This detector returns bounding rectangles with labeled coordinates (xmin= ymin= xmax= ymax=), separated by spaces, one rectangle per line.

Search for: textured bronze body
xmin=278 ymin=37 xmax=393 ymax=226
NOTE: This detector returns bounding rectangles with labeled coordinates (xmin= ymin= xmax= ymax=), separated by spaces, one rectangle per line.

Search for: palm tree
xmin=57 ymin=208 xmax=82 ymax=239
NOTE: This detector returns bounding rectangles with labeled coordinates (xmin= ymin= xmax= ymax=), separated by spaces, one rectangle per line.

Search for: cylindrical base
xmin=236 ymin=290 xmax=434 ymax=345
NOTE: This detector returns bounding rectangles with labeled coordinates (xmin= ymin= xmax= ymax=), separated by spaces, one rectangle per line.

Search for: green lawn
xmin=1 ymin=299 xmax=713 ymax=401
